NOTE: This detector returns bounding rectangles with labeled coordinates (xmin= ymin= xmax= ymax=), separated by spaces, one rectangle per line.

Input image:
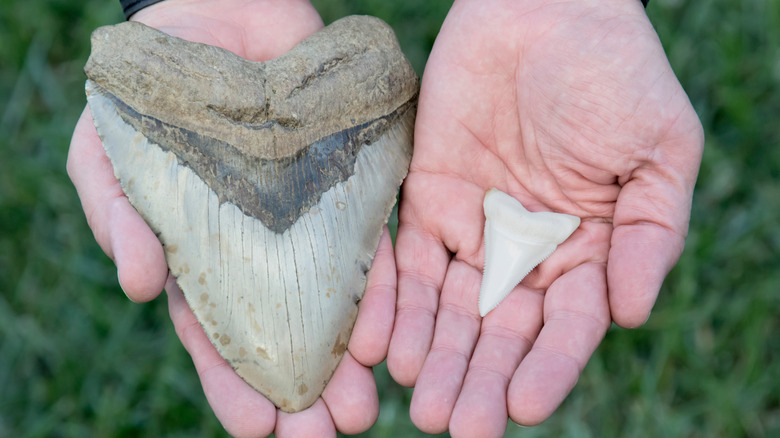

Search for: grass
xmin=1 ymin=0 xmax=778 ymax=436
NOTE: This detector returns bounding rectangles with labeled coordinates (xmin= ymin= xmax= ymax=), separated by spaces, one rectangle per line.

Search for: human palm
xmin=68 ymin=1 xmax=396 ymax=436
xmin=387 ymin=0 xmax=703 ymax=436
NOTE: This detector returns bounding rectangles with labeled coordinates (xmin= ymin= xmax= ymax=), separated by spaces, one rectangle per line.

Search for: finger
xmin=609 ymin=113 xmax=703 ymax=328
xmin=349 ymin=226 xmax=395 ymax=366
xmin=275 ymin=399 xmax=336 ymax=438
xmin=322 ymin=352 xmax=379 ymax=434
xmin=608 ymin=223 xmax=684 ymax=328
xmin=449 ymin=286 xmax=544 ymax=438
xmin=507 ymin=262 xmax=611 ymax=426
xmin=166 ymin=276 xmax=277 ymax=438
xmin=387 ymin=200 xmax=450 ymax=386
xmin=408 ymin=260 xmax=481 ymax=434
xmin=609 ymin=149 xmax=699 ymax=327
xmin=67 ymin=107 xmax=167 ymax=302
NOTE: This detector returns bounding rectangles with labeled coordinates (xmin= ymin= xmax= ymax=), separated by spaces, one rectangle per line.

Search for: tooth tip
xmin=478 ymin=295 xmax=494 ymax=317
xmin=478 ymin=304 xmax=494 ymax=317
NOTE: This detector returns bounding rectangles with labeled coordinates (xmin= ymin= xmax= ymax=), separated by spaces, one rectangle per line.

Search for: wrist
xmin=451 ymin=0 xmax=646 ymax=14
xmin=129 ymin=0 xmax=317 ymax=25
xmin=123 ymin=0 xmax=323 ymax=61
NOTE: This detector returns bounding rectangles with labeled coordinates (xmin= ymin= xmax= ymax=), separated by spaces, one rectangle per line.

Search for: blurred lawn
xmin=1 ymin=0 xmax=778 ymax=436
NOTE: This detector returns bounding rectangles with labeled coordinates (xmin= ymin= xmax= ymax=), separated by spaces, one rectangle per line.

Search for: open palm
xmin=68 ymin=1 xmax=396 ymax=436
xmin=387 ymin=0 xmax=703 ymax=436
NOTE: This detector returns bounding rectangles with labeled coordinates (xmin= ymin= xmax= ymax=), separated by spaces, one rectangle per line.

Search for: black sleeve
xmin=119 ymin=0 xmax=165 ymax=20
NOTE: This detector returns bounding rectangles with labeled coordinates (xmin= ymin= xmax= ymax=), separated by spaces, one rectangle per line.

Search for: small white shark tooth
xmin=84 ymin=16 xmax=417 ymax=412
xmin=478 ymin=188 xmax=580 ymax=317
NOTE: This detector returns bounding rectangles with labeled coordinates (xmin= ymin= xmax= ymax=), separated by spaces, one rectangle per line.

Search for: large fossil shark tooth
xmin=84 ymin=16 xmax=417 ymax=412
xmin=479 ymin=189 xmax=580 ymax=317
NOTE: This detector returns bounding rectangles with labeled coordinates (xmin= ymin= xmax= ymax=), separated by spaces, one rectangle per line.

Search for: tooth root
xmin=478 ymin=188 xmax=580 ymax=317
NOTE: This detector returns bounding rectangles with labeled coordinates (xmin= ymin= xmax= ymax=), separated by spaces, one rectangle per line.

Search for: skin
xmin=386 ymin=0 xmax=703 ymax=436
xmin=68 ymin=0 xmax=704 ymax=436
xmin=68 ymin=1 xmax=397 ymax=436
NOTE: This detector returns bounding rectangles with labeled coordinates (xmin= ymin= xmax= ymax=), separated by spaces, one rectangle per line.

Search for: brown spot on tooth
xmin=256 ymin=347 xmax=271 ymax=361
xmin=330 ymin=333 xmax=348 ymax=358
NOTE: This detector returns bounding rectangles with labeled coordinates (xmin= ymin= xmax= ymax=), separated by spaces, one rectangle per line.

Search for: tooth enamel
xmin=478 ymin=188 xmax=580 ymax=317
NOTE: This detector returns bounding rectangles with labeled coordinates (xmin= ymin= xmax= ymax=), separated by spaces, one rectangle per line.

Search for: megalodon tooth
xmin=479 ymin=189 xmax=580 ymax=317
xmin=84 ymin=16 xmax=417 ymax=412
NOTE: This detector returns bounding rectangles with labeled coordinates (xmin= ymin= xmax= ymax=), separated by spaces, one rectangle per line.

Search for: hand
xmin=387 ymin=0 xmax=703 ymax=436
xmin=67 ymin=1 xmax=396 ymax=436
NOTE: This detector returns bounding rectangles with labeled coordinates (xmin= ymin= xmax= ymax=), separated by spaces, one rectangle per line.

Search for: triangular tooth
xmin=85 ymin=16 xmax=418 ymax=413
xmin=478 ymin=189 xmax=580 ymax=317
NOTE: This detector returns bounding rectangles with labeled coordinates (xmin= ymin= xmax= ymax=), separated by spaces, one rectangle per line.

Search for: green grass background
xmin=1 ymin=0 xmax=778 ymax=436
